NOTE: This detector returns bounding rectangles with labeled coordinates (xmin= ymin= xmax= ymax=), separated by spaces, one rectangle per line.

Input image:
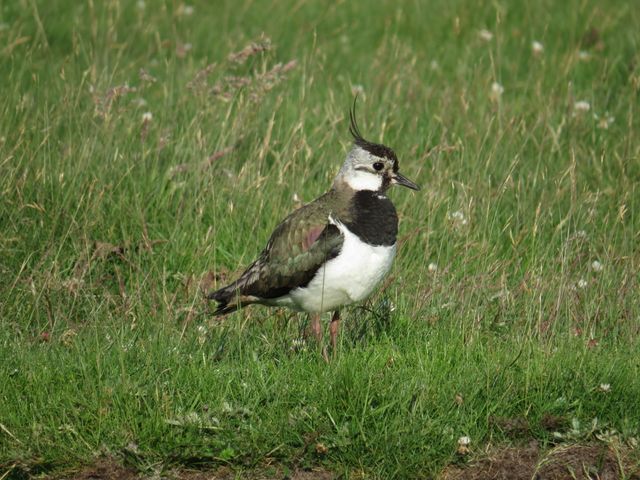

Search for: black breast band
xmin=344 ymin=191 xmax=398 ymax=246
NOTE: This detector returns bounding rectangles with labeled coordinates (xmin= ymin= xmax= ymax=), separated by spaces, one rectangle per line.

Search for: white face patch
xmin=335 ymin=146 xmax=386 ymax=192
xmin=344 ymin=169 xmax=384 ymax=191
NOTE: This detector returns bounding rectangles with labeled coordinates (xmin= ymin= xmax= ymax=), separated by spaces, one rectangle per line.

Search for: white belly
xmin=286 ymin=222 xmax=396 ymax=313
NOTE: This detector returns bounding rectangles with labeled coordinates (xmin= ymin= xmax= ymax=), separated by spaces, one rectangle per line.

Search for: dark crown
xmin=349 ymin=97 xmax=398 ymax=169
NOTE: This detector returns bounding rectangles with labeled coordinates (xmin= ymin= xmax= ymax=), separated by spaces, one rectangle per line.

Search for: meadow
xmin=1 ymin=0 xmax=639 ymax=478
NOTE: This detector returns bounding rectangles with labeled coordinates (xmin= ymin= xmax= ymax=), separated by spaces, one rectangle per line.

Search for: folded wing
xmin=209 ymin=208 xmax=344 ymax=315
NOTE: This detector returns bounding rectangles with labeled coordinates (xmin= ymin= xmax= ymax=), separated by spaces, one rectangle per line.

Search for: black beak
xmin=393 ymin=172 xmax=420 ymax=190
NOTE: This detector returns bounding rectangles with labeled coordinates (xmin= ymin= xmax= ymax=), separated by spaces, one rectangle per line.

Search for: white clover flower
xmin=591 ymin=260 xmax=603 ymax=272
xmin=351 ymin=84 xmax=364 ymax=96
xmin=598 ymin=383 xmax=611 ymax=393
xmin=577 ymin=278 xmax=588 ymax=289
xmin=456 ymin=435 xmax=471 ymax=454
xmin=142 ymin=111 xmax=153 ymax=122
xmin=478 ymin=29 xmax=493 ymax=41
xmin=574 ymin=101 xmax=590 ymax=113
xmin=578 ymin=50 xmax=591 ymax=61
xmin=428 ymin=262 xmax=438 ymax=272
xmin=594 ymin=112 xmax=615 ymax=129
xmin=448 ymin=210 xmax=468 ymax=225
xmin=531 ymin=41 xmax=544 ymax=55
xmin=490 ymin=82 xmax=504 ymax=102
xmin=183 ymin=5 xmax=194 ymax=15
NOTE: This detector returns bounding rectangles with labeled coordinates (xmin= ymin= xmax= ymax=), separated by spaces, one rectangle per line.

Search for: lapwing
xmin=208 ymin=100 xmax=419 ymax=353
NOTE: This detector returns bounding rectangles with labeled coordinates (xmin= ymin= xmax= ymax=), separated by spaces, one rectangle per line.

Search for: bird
xmin=208 ymin=99 xmax=419 ymax=353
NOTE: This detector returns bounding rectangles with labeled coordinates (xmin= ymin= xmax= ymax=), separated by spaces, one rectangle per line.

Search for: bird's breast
xmin=343 ymin=190 xmax=398 ymax=246
xmin=288 ymin=222 xmax=396 ymax=312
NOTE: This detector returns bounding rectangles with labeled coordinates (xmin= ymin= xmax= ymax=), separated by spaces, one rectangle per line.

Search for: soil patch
xmin=441 ymin=442 xmax=639 ymax=480
xmin=51 ymin=457 xmax=139 ymax=480
xmin=48 ymin=459 xmax=334 ymax=480
xmin=22 ymin=442 xmax=640 ymax=480
xmin=161 ymin=466 xmax=335 ymax=480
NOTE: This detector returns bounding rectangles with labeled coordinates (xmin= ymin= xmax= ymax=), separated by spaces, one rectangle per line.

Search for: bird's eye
xmin=373 ymin=162 xmax=384 ymax=171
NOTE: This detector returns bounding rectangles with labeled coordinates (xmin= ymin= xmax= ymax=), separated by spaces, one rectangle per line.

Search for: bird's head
xmin=334 ymin=99 xmax=420 ymax=193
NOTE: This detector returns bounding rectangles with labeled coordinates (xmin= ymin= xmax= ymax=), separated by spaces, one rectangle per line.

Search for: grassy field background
xmin=1 ymin=0 xmax=640 ymax=478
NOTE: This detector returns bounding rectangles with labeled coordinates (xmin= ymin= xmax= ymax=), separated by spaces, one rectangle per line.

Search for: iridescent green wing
xmin=240 ymin=202 xmax=345 ymax=299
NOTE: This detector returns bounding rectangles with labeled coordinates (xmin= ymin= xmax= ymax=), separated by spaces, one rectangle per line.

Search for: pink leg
xmin=329 ymin=310 xmax=341 ymax=354
xmin=310 ymin=313 xmax=322 ymax=343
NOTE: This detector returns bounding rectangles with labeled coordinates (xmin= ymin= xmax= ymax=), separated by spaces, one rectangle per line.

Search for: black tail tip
xmin=206 ymin=290 xmax=236 ymax=316
xmin=213 ymin=302 xmax=238 ymax=316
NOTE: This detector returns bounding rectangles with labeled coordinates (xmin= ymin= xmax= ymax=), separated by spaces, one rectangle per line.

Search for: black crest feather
xmin=348 ymin=96 xmax=398 ymax=166
xmin=349 ymin=95 xmax=366 ymax=144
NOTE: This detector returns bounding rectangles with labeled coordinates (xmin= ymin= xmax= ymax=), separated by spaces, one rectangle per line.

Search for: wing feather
xmin=208 ymin=197 xmax=345 ymax=314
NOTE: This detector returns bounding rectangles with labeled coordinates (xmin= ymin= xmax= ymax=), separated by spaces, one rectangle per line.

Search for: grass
xmin=1 ymin=0 xmax=640 ymax=478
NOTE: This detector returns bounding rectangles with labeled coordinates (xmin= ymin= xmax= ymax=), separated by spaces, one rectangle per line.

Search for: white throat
xmin=344 ymin=170 xmax=383 ymax=191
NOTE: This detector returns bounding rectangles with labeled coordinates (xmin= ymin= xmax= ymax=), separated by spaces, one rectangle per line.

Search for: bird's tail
xmin=206 ymin=282 xmax=249 ymax=316
xmin=207 ymin=260 xmax=262 ymax=315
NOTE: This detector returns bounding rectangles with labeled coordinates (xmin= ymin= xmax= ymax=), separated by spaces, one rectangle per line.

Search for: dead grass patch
xmin=441 ymin=442 xmax=639 ymax=480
